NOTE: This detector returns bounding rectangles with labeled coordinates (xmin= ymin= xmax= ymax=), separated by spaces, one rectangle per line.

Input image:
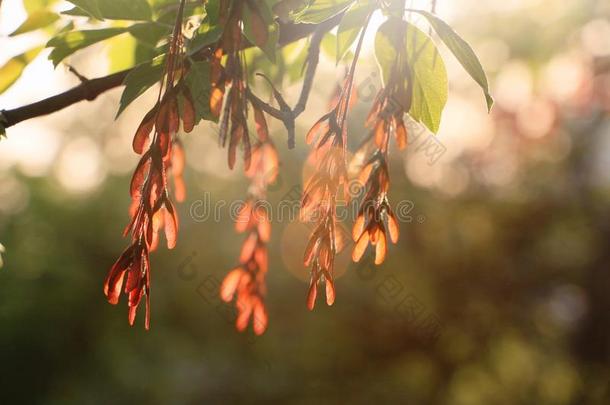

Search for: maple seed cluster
xmin=351 ymin=38 xmax=411 ymax=265
xmin=104 ymin=1 xmax=192 ymax=329
xmin=214 ymin=1 xmax=280 ymax=335
xmin=220 ymin=107 xmax=279 ymax=335
xmin=300 ymin=15 xmax=371 ymax=310
xmin=301 ymin=107 xmax=349 ymax=310
xmin=210 ymin=0 xmax=271 ymax=170
xmin=102 ymin=1 xmax=428 ymax=334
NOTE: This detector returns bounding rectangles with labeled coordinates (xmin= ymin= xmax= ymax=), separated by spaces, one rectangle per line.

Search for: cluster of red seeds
xmin=220 ymin=107 xmax=278 ymax=335
xmin=299 ymin=11 xmax=412 ymax=308
xmin=349 ymin=33 xmax=412 ymax=265
xmin=210 ymin=2 xmax=282 ymax=335
xmin=298 ymin=10 xmax=375 ymax=311
xmin=104 ymin=3 xmax=193 ymax=329
xmin=104 ymin=2 xmax=414 ymax=333
xmin=351 ymin=87 xmax=406 ymax=265
xmin=301 ymin=76 xmax=356 ymax=310
xmin=210 ymin=0 xmax=270 ymax=170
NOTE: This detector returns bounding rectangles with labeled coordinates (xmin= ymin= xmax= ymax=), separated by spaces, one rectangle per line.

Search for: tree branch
xmin=1 ymin=70 xmax=129 ymax=128
xmin=1 ymin=14 xmax=343 ymax=130
xmin=246 ymin=26 xmax=325 ymax=148
xmin=293 ymin=27 xmax=324 ymax=117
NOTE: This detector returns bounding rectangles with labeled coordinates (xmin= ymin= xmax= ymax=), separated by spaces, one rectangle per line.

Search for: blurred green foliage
xmin=0 ymin=0 xmax=609 ymax=403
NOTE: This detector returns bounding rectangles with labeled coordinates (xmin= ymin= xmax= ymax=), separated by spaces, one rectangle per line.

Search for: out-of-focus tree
xmin=0 ymin=0 xmax=608 ymax=403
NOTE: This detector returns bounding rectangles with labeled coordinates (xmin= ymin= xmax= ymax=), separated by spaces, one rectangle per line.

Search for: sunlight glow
xmin=0 ymin=124 xmax=61 ymax=176
xmin=55 ymin=137 xmax=106 ymax=193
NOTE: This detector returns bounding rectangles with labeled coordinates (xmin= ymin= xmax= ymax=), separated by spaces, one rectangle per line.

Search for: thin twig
xmin=66 ymin=65 xmax=89 ymax=83
xmin=246 ymin=25 xmax=326 ymax=148
xmin=293 ymin=27 xmax=325 ymax=116
xmin=2 ymin=69 xmax=130 ymax=126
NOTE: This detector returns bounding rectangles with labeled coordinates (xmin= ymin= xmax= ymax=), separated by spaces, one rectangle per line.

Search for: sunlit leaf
xmin=155 ymin=1 xmax=203 ymax=25
xmin=282 ymin=38 xmax=309 ymax=83
xmin=23 ymin=0 xmax=57 ymax=13
xmin=245 ymin=46 xmax=284 ymax=88
xmin=243 ymin=0 xmax=279 ymax=62
xmin=203 ymin=0 xmax=221 ymax=22
xmin=411 ymin=10 xmax=493 ymax=111
xmin=57 ymin=20 xmax=75 ymax=34
xmin=0 ymin=46 xmax=44 ymax=94
xmin=273 ymin=0 xmax=308 ymax=21
xmin=127 ymin=23 xmax=169 ymax=66
xmin=321 ymin=31 xmax=353 ymax=62
xmin=116 ymin=56 xmax=165 ymax=117
xmin=47 ymin=28 xmax=128 ymax=66
xmin=9 ymin=10 xmax=59 ymax=36
xmin=321 ymin=32 xmax=337 ymax=60
xmin=65 ymin=0 xmax=152 ymax=21
xmin=375 ymin=18 xmax=447 ymax=133
xmin=128 ymin=22 xmax=170 ymax=47
xmin=65 ymin=0 xmax=103 ymax=19
xmin=188 ymin=18 xmax=223 ymax=55
xmin=134 ymin=43 xmax=157 ymax=65
xmin=292 ymin=0 xmax=354 ymax=24
xmin=336 ymin=0 xmax=372 ymax=64
xmin=107 ymin=34 xmax=136 ymax=73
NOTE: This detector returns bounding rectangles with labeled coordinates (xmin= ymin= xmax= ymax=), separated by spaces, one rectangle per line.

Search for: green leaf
xmin=107 ymin=34 xmax=136 ymax=73
xmin=336 ymin=0 xmax=372 ymax=64
xmin=273 ymin=0 xmax=308 ymax=21
xmin=320 ymin=30 xmax=354 ymax=63
xmin=154 ymin=2 xmax=202 ymax=25
xmin=185 ymin=61 xmax=214 ymax=123
xmin=203 ymin=0 xmax=222 ymax=23
xmin=47 ymin=27 xmax=128 ymax=66
xmin=189 ymin=19 xmax=223 ymax=55
xmin=321 ymin=32 xmax=337 ymax=60
xmin=375 ymin=18 xmax=447 ymax=134
xmin=65 ymin=0 xmax=152 ymax=21
xmin=0 ymin=46 xmax=44 ymax=94
xmin=116 ymin=56 xmax=165 ymax=117
xmin=282 ymin=38 xmax=309 ymax=83
xmin=57 ymin=21 xmax=75 ymax=35
xmin=244 ymin=46 xmax=283 ymax=87
xmin=9 ymin=10 xmax=59 ymax=36
xmin=65 ymin=0 xmax=103 ymax=19
xmin=292 ymin=0 xmax=355 ymax=24
xmin=411 ymin=10 xmax=493 ymax=111
xmin=23 ymin=0 xmax=57 ymax=13
xmin=134 ymin=43 xmax=157 ymax=65
xmin=128 ymin=22 xmax=170 ymax=47
xmin=243 ymin=0 xmax=279 ymax=62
